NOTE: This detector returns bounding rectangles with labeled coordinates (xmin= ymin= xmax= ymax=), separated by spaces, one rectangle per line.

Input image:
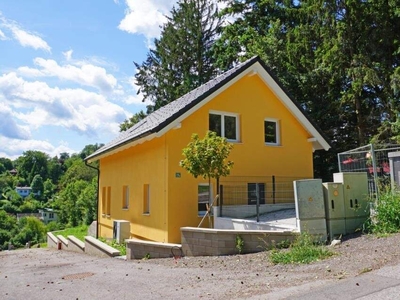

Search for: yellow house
xmin=85 ymin=56 xmax=330 ymax=244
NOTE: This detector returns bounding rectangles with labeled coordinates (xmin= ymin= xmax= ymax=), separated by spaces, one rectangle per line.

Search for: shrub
xmin=368 ymin=187 xmax=400 ymax=234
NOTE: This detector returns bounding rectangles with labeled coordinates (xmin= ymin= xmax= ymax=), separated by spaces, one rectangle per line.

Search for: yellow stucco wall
xmin=165 ymin=73 xmax=314 ymax=242
xmin=98 ymin=135 xmax=168 ymax=242
xmin=98 ymin=72 xmax=316 ymax=244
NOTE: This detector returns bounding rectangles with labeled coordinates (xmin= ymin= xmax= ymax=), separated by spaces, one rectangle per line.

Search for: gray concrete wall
xmin=67 ymin=236 xmax=85 ymax=253
xmin=84 ymin=236 xmax=120 ymax=258
xmin=126 ymin=240 xmax=182 ymax=260
xmin=47 ymin=232 xmax=58 ymax=249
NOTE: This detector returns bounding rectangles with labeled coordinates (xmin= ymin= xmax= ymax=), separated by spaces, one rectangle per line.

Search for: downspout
xmin=85 ymin=160 xmax=100 ymax=239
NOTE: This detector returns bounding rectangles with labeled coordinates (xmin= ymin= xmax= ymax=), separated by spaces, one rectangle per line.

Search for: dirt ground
xmin=2 ymin=232 xmax=400 ymax=299
xmin=142 ymin=232 xmax=400 ymax=298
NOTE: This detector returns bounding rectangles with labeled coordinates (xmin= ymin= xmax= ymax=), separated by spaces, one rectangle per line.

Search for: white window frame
xmin=264 ymin=118 xmax=280 ymax=146
xmin=209 ymin=110 xmax=240 ymax=142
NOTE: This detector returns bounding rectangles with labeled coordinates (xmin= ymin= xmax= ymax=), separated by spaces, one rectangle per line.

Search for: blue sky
xmin=0 ymin=0 xmax=177 ymax=159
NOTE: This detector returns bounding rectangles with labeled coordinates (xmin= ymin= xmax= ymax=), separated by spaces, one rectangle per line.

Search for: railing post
xmin=256 ymin=183 xmax=260 ymax=222
xmin=371 ymin=144 xmax=379 ymax=200
xmin=219 ymin=185 xmax=223 ymax=217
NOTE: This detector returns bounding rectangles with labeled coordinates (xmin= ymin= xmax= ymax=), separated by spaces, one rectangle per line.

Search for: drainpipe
xmin=85 ymin=160 xmax=100 ymax=239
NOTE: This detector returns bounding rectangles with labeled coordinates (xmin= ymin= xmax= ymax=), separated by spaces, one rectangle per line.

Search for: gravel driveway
xmin=1 ymin=232 xmax=400 ymax=299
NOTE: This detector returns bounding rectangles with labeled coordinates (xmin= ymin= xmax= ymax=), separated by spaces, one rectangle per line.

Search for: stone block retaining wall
xmin=181 ymin=227 xmax=296 ymax=256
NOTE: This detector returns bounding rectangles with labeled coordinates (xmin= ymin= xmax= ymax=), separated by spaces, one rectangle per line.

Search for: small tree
xmin=180 ymin=131 xmax=234 ymax=210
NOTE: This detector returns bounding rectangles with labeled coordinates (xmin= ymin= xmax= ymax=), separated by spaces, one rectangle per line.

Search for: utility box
xmin=113 ymin=220 xmax=130 ymax=244
xmin=322 ymin=182 xmax=346 ymax=239
xmin=333 ymin=172 xmax=369 ymax=234
xmin=389 ymin=152 xmax=400 ymax=190
xmin=294 ymin=179 xmax=327 ymax=241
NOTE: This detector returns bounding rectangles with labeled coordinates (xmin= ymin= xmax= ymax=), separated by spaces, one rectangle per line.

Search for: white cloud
xmin=1 ymin=15 xmax=51 ymax=52
xmin=0 ymin=136 xmax=78 ymax=160
xmin=0 ymin=105 xmax=31 ymax=140
xmin=117 ymin=0 xmax=176 ymax=40
xmin=0 ymin=72 xmax=128 ymax=137
xmin=0 ymin=29 xmax=7 ymax=40
xmin=123 ymin=75 xmax=150 ymax=105
xmin=18 ymin=57 xmax=118 ymax=93
xmin=63 ymin=49 xmax=73 ymax=61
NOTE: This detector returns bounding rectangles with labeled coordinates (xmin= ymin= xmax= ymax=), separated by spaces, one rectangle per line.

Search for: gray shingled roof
xmin=86 ymin=56 xmax=261 ymax=161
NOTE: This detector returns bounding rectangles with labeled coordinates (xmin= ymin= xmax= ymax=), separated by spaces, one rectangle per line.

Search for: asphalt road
xmin=1 ymin=248 xmax=400 ymax=299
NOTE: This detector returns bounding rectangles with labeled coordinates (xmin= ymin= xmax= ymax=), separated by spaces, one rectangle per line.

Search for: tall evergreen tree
xmin=216 ymin=0 xmax=400 ymax=179
xmin=121 ymin=0 xmax=222 ymax=131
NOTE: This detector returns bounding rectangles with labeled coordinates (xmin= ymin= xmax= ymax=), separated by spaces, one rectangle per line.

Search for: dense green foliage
xmin=368 ymin=188 xmax=400 ymax=234
xmin=121 ymin=0 xmax=221 ymax=130
xmin=180 ymin=131 xmax=234 ymax=182
xmin=269 ymin=233 xmax=334 ymax=264
xmin=0 ymin=144 xmax=102 ymax=249
xmin=215 ymin=0 xmax=400 ymax=179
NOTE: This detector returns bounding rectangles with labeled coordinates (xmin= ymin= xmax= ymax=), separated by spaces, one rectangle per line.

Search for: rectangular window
xmin=209 ymin=111 xmax=239 ymax=141
xmin=102 ymin=187 xmax=107 ymax=216
xmin=106 ymin=186 xmax=111 ymax=216
xmin=264 ymin=119 xmax=280 ymax=145
xmin=198 ymin=184 xmax=212 ymax=216
xmin=143 ymin=184 xmax=150 ymax=214
xmin=122 ymin=185 xmax=129 ymax=209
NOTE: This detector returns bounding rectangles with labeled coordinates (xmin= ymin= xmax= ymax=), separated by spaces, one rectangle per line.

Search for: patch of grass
xmin=54 ymin=225 xmax=89 ymax=241
xmin=269 ymin=233 xmax=334 ymax=264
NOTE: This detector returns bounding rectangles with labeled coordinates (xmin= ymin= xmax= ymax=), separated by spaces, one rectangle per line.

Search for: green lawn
xmin=53 ymin=225 xmax=89 ymax=241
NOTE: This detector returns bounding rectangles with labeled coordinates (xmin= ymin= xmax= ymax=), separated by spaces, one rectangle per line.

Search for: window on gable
xmin=264 ymin=119 xmax=280 ymax=145
xmin=209 ymin=112 xmax=239 ymax=141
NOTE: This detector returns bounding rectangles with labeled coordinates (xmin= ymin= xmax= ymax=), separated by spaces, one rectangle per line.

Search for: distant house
xmin=16 ymin=213 xmax=41 ymax=222
xmin=38 ymin=209 xmax=58 ymax=224
xmin=86 ymin=56 xmax=330 ymax=244
xmin=15 ymin=186 xmax=40 ymax=198
xmin=16 ymin=209 xmax=58 ymax=224
xmin=15 ymin=187 xmax=32 ymax=198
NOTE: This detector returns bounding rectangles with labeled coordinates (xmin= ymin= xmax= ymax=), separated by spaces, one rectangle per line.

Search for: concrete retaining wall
xmin=67 ymin=235 xmax=85 ymax=253
xmin=181 ymin=227 xmax=296 ymax=257
xmin=47 ymin=232 xmax=58 ymax=249
xmin=57 ymin=235 xmax=68 ymax=250
xmin=84 ymin=236 xmax=120 ymax=257
xmin=126 ymin=239 xmax=182 ymax=260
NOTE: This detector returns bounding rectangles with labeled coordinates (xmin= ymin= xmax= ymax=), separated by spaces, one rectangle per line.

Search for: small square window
xmin=264 ymin=120 xmax=280 ymax=145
